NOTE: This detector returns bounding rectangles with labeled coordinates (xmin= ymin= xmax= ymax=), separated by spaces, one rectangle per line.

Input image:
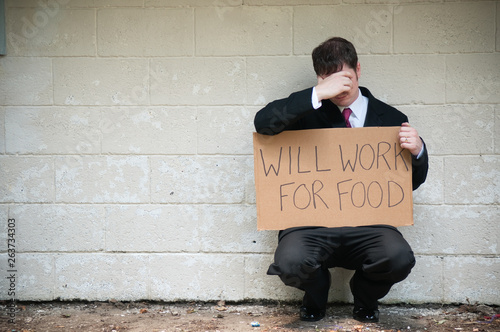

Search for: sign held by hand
xmin=253 ymin=127 xmax=413 ymax=230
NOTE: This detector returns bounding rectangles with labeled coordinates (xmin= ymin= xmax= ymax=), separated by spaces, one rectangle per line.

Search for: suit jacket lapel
xmin=363 ymin=103 xmax=384 ymax=127
xmin=322 ymin=100 xmax=346 ymax=128
xmin=361 ymin=87 xmax=384 ymax=127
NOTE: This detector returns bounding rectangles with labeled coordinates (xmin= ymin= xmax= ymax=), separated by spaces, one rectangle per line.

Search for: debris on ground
xmin=0 ymin=301 xmax=498 ymax=332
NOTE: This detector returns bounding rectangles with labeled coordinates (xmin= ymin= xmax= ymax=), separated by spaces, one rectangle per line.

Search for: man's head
xmin=313 ymin=37 xmax=361 ymax=107
xmin=312 ymin=37 xmax=358 ymax=77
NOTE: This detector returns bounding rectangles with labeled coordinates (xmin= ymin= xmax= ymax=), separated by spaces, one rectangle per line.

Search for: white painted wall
xmin=0 ymin=0 xmax=499 ymax=304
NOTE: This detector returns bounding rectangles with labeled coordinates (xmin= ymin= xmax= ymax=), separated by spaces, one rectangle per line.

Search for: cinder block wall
xmin=1 ymin=0 xmax=499 ymax=304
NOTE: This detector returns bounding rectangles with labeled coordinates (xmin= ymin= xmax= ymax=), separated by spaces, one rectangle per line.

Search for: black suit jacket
xmin=254 ymin=86 xmax=429 ymax=190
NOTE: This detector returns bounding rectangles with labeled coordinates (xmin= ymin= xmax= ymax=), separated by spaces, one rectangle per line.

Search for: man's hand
xmin=315 ymin=71 xmax=354 ymax=101
xmin=399 ymin=122 xmax=423 ymax=157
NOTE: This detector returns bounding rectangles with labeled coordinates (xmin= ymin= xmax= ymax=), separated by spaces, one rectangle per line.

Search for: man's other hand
xmin=399 ymin=122 xmax=423 ymax=157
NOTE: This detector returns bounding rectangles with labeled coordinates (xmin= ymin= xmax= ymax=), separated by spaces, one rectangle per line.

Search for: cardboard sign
xmin=253 ymin=127 xmax=413 ymax=230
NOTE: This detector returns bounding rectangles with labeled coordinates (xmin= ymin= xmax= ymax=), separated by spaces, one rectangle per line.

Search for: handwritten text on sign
xmin=253 ymin=127 xmax=413 ymax=230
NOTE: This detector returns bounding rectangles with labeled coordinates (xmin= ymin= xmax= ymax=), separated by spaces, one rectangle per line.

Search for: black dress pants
xmin=267 ymin=225 xmax=415 ymax=311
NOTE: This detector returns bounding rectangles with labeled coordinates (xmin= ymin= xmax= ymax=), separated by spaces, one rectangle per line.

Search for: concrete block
xmin=0 ymin=156 xmax=55 ymax=203
xmin=394 ymin=3 xmax=495 ymax=53
xmin=105 ymin=205 xmax=202 ymax=253
xmin=55 ymin=253 xmax=149 ymax=301
xmin=13 ymin=254 xmax=55 ymax=301
xmin=245 ymin=150 xmax=257 ymax=204
xmin=243 ymin=254 xmax=302 ymax=301
xmin=149 ymin=253 xmax=245 ymax=301
xmin=195 ymin=6 xmax=292 ymax=56
xmin=6 ymin=0 xmax=92 ymax=7
xmin=402 ymin=205 xmax=499 ymax=256
xmin=498 ymin=3 xmax=500 ymax=52
xmin=197 ymin=204 xmax=276 ymax=254
xmin=446 ymin=54 xmax=500 ymax=104
xmin=5 ymin=107 xmax=101 ymax=154
xmin=246 ymin=56 xmax=315 ymax=105
xmin=10 ymin=204 xmax=105 ymax=252
xmin=359 ymin=55 xmax=445 ymax=105
xmin=401 ymin=104 xmax=495 ymax=155
xmin=0 ymin=205 xmax=7 ymax=254
xmin=53 ymin=58 xmax=149 ymax=105
xmin=294 ymin=5 xmax=393 ymax=55
xmin=98 ymin=8 xmax=193 ymax=56
xmin=0 ymin=57 xmax=53 ymax=106
xmin=496 ymin=105 xmax=500 ymax=155
xmin=383 ymin=255 xmax=443 ymax=304
xmin=327 ymin=268 xmax=356 ymax=303
xmin=55 ymin=156 xmax=150 ymax=203
xmin=197 ymin=106 xmax=254 ymax=155
xmin=150 ymin=58 xmax=246 ymax=106
xmin=247 ymin=0 xmax=338 ymax=4
xmin=412 ymin=156 xmax=443 ymax=205
xmin=444 ymin=156 xmax=499 ymax=205
xmin=0 ymin=254 xmax=9 ymax=301
xmin=101 ymin=107 xmax=197 ymax=155
xmin=443 ymin=256 xmax=500 ymax=305
xmin=0 ymin=108 xmax=4 ymax=154
xmin=145 ymin=0 xmax=242 ymax=6
xmin=151 ymin=156 xmax=251 ymax=204
xmin=6 ymin=8 xmax=95 ymax=56
xmin=0 ymin=253 xmax=54 ymax=301
xmin=97 ymin=0 xmax=144 ymax=6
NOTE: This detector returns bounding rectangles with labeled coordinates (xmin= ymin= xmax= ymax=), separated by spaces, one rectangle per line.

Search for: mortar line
xmin=147 ymin=58 xmax=152 ymax=106
xmin=440 ymin=256 xmax=445 ymax=303
xmin=52 ymin=253 xmax=57 ymax=301
xmin=2 ymin=108 xmax=5 ymax=154
xmin=6 ymin=251 xmax=498 ymax=258
xmin=52 ymin=155 xmax=56 ymax=204
xmin=391 ymin=4 xmax=394 ymax=54
xmin=291 ymin=5 xmax=295 ymax=56
xmin=242 ymin=255 xmax=247 ymax=299
xmin=148 ymin=155 xmax=152 ymax=204
xmin=0 ymin=202 xmax=496 ymax=207
xmin=192 ymin=6 xmax=196 ymax=58
xmin=94 ymin=7 xmax=98 ymax=57
xmin=50 ymin=57 xmax=55 ymax=107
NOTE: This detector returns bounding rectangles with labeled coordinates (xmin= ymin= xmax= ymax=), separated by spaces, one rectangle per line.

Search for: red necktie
xmin=342 ymin=108 xmax=352 ymax=128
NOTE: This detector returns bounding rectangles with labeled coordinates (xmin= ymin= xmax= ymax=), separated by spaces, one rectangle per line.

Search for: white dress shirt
xmin=311 ymin=87 xmax=367 ymax=127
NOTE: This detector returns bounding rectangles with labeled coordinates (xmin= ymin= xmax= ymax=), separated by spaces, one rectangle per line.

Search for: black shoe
xmin=299 ymin=306 xmax=326 ymax=322
xmin=353 ymin=307 xmax=379 ymax=323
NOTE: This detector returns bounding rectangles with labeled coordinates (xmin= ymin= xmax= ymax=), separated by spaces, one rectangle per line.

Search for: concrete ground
xmin=1 ymin=301 xmax=499 ymax=332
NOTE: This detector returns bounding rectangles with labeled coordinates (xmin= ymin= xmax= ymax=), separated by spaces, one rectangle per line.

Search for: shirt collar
xmin=339 ymin=89 xmax=366 ymax=119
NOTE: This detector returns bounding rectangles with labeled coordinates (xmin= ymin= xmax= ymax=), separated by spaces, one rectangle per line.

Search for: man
xmin=254 ymin=37 xmax=428 ymax=323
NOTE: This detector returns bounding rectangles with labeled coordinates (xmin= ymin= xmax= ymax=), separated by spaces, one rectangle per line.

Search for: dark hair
xmin=312 ymin=37 xmax=358 ymax=76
